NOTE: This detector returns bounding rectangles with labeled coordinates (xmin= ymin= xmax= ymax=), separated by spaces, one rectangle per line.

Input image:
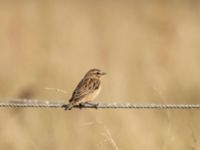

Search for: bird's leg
xmin=84 ymin=102 xmax=99 ymax=109
xmin=78 ymin=102 xmax=85 ymax=109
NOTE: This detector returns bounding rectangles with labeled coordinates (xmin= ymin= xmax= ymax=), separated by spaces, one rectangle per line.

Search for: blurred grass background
xmin=1 ymin=0 xmax=200 ymax=149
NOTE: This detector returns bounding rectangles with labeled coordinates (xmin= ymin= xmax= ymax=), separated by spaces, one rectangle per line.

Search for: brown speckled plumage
xmin=64 ymin=69 xmax=106 ymax=110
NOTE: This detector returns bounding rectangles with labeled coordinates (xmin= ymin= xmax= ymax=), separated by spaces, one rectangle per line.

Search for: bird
xmin=63 ymin=68 xmax=106 ymax=110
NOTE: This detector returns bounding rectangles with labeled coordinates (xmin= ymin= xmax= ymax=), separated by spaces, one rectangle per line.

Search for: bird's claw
xmin=94 ymin=103 xmax=99 ymax=109
xmin=62 ymin=104 xmax=68 ymax=110
xmin=78 ymin=103 xmax=85 ymax=109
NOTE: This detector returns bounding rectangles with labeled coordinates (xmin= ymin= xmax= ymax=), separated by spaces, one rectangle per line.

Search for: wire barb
xmin=0 ymin=99 xmax=200 ymax=110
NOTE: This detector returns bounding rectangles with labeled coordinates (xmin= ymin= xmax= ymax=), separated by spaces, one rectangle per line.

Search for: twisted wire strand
xmin=0 ymin=99 xmax=200 ymax=109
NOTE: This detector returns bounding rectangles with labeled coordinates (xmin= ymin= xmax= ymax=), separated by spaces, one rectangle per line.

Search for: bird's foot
xmin=62 ymin=104 xmax=68 ymax=110
xmin=78 ymin=103 xmax=85 ymax=109
xmin=62 ymin=104 xmax=67 ymax=108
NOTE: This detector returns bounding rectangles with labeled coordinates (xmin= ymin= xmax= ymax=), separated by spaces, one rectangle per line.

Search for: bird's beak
xmin=101 ymin=72 xmax=107 ymax=75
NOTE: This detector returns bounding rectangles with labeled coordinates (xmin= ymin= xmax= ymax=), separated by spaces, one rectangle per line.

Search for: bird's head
xmin=85 ymin=69 xmax=106 ymax=79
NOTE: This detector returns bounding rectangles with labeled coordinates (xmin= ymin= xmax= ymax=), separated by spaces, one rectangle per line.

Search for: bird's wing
xmin=69 ymin=78 xmax=100 ymax=102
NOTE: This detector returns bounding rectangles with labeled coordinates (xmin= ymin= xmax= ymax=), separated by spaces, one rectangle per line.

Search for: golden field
xmin=0 ymin=0 xmax=200 ymax=149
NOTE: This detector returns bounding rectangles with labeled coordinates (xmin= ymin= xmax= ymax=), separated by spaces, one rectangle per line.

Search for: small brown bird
xmin=64 ymin=69 xmax=106 ymax=110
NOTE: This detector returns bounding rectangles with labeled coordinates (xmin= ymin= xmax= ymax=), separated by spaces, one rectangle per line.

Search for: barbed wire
xmin=0 ymin=99 xmax=200 ymax=110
